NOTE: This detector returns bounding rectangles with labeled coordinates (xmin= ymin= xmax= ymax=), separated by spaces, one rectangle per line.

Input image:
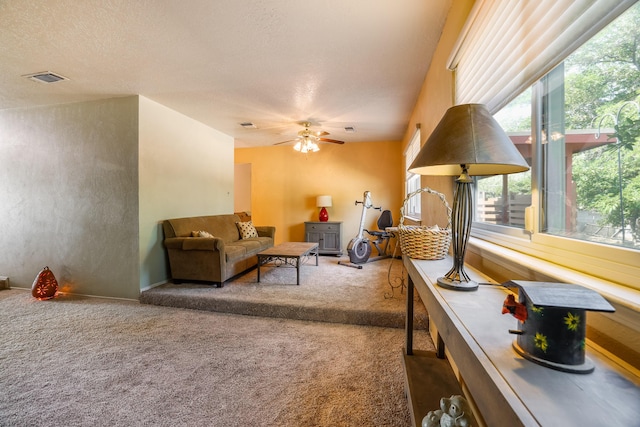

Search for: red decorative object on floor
xmin=31 ymin=266 xmax=58 ymax=300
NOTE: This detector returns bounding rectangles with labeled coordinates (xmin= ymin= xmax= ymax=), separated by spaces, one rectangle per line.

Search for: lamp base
xmin=437 ymin=277 xmax=478 ymax=291
xmin=319 ymin=207 xmax=328 ymax=222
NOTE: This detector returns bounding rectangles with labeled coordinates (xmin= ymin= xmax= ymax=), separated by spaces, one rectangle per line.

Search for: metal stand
xmin=337 ymin=260 xmax=363 ymax=269
xmin=437 ymin=167 xmax=478 ymax=291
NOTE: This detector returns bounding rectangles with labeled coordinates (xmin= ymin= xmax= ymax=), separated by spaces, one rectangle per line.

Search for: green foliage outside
xmin=486 ymin=90 xmax=532 ymax=200
xmin=482 ymin=4 xmax=640 ymax=245
xmin=477 ymin=173 xmax=531 ymax=198
xmin=568 ymin=4 xmax=640 ymax=245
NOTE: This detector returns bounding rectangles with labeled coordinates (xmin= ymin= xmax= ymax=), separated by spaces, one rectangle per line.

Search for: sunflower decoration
xmin=564 ymin=312 xmax=581 ymax=332
xmin=534 ymin=332 xmax=548 ymax=352
xmin=530 ymin=304 xmax=544 ymax=315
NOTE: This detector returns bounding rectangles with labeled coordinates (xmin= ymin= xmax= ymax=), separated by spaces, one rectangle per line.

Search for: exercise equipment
xmin=339 ymin=191 xmax=393 ymax=268
xmin=366 ymin=209 xmax=394 ymax=260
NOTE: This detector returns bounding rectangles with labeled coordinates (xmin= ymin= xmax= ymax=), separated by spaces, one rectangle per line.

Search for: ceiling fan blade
xmin=318 ymin=138 xmax=345 ymax=145
xmin=273 ymin=139 xmax=297 ymax=146
xmin=314 ymin=131 xmax=330 ymax=137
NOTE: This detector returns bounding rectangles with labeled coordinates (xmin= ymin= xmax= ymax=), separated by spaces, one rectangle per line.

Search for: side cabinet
xmin=304 ymin=221 xmax=343 ymax=255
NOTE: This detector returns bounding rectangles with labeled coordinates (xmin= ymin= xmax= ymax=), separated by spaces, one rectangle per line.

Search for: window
xmin=473 ymin=2 xmax=640 ymax=290
xmin=404 ymin=125 xmax=421 ymax=218
xmin=477 ymin=90 xmax=532 ymax=229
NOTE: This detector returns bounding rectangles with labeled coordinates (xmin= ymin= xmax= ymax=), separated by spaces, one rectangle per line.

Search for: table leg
xmin=406 ymin=274 xmax=414 ymax=355
xmin=436 ymin=333 xmax=445 ymax=359
xmin=257 ymin=256 xmax=261 ymax=283
xmin=296 ymin=256 xmax=300 ymax=285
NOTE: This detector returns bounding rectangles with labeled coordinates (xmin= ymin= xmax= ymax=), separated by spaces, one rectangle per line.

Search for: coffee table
xmin=256 ymin=242 xmax=319 ymax=285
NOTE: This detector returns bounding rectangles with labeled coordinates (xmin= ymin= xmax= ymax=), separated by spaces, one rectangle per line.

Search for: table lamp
xmin=409 ymin=104 xmax=529 ymax=291
xmin=316 ymin=195 xmax=332 ymax=222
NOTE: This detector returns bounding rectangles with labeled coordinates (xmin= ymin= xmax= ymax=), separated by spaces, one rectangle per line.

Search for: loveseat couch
xmin=163 ymin=214 xmax=275 ymax=287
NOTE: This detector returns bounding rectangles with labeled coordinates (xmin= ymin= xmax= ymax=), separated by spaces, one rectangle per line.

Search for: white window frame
xmin=404 ymin=125 xmax=421 ymax=218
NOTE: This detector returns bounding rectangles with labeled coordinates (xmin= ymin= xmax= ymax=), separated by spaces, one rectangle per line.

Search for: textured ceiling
xmin=0 ymin=0 xmax=452 ymax=147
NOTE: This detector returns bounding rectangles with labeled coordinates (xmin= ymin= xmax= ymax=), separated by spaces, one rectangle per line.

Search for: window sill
xmin=471 ymin=225 xmax=639 ymax=290
xmin=401 ymin=215 xmax=421 ymax=225
xmin=468 ymin=237 xmax=640 ymax=311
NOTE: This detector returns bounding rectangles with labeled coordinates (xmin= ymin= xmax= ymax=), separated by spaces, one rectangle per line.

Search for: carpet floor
xmin=0 ymin=288 xmax=434 ymax=427
xmin=140 ymin=255 xmax=429 ymax=330
xmin=1 ymin=256 xmax=436 ymax=426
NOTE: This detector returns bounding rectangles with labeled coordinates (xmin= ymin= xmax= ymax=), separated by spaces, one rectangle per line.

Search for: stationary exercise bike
xmin=339 ymin=191 xmax=393 ymax=268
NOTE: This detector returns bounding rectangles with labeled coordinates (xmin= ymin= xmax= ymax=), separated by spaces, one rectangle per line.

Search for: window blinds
xmin=448 ymin=0 xmax=638 ymax=113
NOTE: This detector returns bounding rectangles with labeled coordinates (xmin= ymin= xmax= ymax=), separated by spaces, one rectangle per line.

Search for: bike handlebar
xmin=355 ymin=200 xmax=381 ymax=210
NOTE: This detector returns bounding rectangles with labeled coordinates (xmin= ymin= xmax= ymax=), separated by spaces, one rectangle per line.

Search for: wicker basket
xmin=399 ymin=187 xmax=452 ymax=260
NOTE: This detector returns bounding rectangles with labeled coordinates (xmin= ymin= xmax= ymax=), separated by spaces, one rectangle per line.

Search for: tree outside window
xmin=477 ymin=3 xmax=640 ymax=250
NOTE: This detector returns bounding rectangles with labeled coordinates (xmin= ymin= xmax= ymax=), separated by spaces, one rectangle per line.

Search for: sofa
xmin=163 ymin=214 xmax=275 ymax=287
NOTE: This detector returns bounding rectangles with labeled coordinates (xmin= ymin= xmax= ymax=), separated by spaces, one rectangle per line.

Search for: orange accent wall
xmin=235 ymin=141 xmax=403 ymax=247
xmin=235 ymin=0 xmax=474 ymax=246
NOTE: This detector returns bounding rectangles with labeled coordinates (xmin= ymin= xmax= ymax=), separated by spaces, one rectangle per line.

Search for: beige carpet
xmin=0 ymin=257 xmax=435 ymax=427
xmin=141 ymin=255 xmax=428 ymax=330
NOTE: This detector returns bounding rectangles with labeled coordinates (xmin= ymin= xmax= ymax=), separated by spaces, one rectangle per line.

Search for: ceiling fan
xmin=274 ymin=122 xmax=345 ymax=152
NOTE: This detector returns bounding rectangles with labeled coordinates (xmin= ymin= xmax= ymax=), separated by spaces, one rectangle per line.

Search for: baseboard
xmin=140 ymin=280 xmax=170 ymax=293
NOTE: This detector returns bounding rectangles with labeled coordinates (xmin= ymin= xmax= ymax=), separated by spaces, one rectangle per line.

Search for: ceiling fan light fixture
xmin=293 ymin=137 xmax=319 ymax=153
xmin=274 ymin=122 xmax=343 ymax=149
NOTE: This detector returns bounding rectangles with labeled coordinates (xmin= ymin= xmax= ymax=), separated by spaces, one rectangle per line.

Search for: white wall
xmin=0 ymin=95 xmax=235 ymax=298
xmin=0 ymin=97 xmax=140 ymax=299
xmin=138 ymin=96 xmax=234 ymax=290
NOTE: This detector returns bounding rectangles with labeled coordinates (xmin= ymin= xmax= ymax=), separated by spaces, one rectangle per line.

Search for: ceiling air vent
xmin=240 ymin=122 xmax=257 ymax=129
xmin=344 ymin=126 xmax=356 ymax=133
xmin=24 ymin=71 xmax=69 ymax=84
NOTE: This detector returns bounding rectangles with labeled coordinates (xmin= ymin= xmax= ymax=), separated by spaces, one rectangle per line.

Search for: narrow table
xmin=403 ymin=256 xmax=640 ymax=426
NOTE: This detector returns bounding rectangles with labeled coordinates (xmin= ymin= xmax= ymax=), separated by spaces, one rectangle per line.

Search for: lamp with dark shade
xmin=409 ymin=104 xmax=529 ymax=291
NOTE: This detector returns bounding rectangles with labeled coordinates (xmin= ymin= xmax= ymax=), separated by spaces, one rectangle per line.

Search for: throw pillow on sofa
xmin=191 ymin=230 xmax=214 ymax=238
xmin=236 ymin=221 xmax=258 ymax=239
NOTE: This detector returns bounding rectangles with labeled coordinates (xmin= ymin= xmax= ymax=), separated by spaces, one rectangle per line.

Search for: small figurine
xmin=502 ymin=293 xmax=527 ymax=321
xmin=422 ymin=395 xmax=474 ymax=427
